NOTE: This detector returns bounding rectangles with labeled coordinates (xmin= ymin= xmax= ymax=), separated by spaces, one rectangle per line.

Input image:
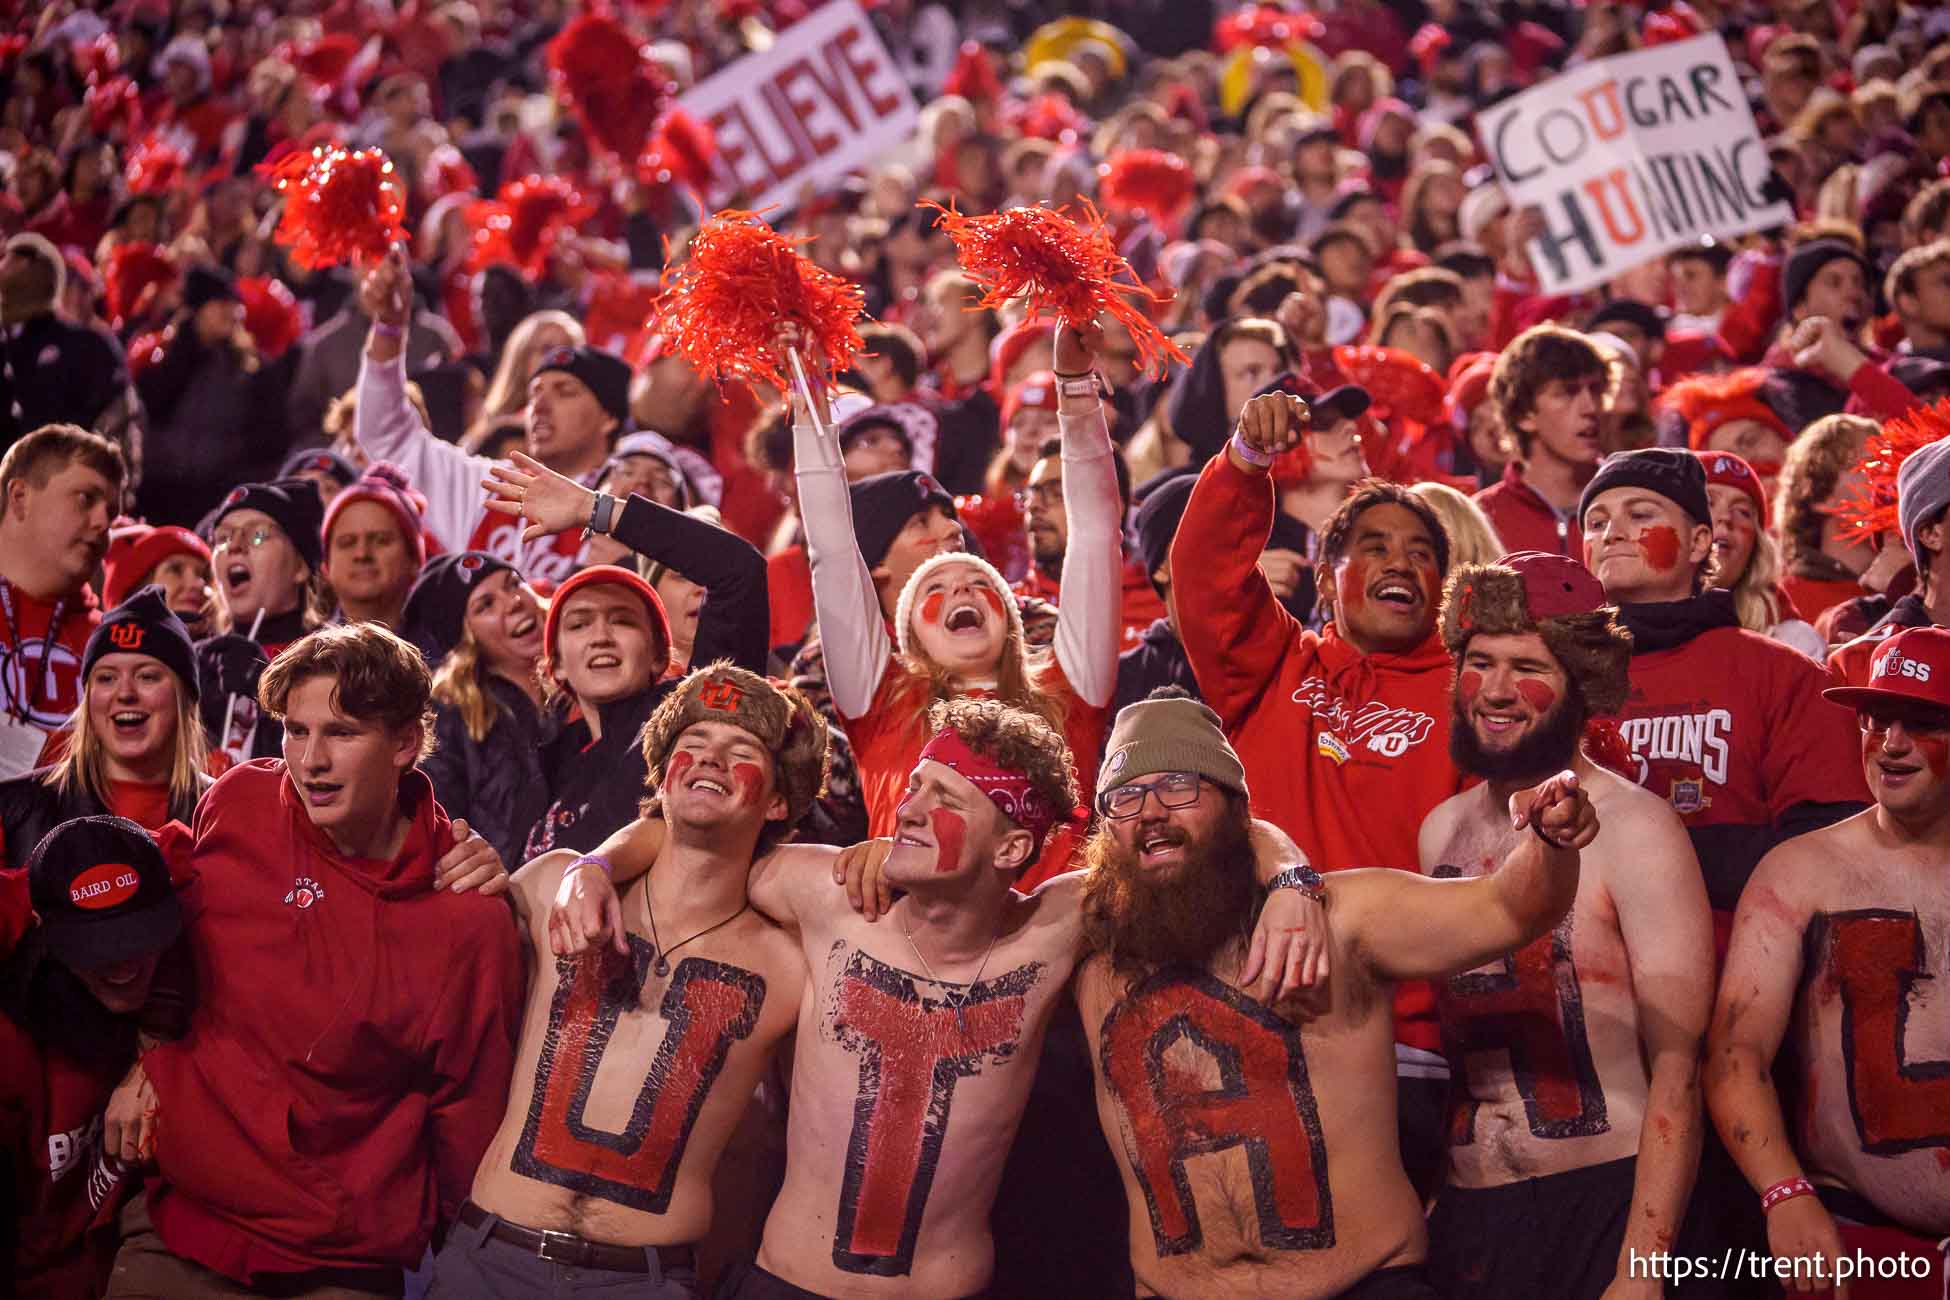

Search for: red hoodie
xmin=1173 ymin=456 xmax=1466 ymax=1052
xmin=140 ymin=761 xmax=522 ymax=1283
xmin=1473 ymin=463 xmax=1580 ymax=560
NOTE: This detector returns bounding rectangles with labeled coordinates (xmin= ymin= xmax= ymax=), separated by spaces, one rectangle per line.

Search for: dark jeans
xmin=426 ymin=1206 xmax=698 ymax=1300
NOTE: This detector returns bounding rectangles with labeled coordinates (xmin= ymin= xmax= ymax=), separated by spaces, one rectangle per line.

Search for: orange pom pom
xmin=264 ymin=145 xmax=407 ymax=270
xmin=1831 ymin=398 xmax=1950 ymax=545
xmin=653 ymin=210 xmax=865 ymax=390
xmin=922 ymin=200 xmax=1188 ymax=378
xmin=464 ymin=175 xmax=596 ymax=280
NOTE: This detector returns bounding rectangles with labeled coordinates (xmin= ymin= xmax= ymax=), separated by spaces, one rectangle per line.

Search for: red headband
xmin=916 ymin=728 xmax=1060 ymax=845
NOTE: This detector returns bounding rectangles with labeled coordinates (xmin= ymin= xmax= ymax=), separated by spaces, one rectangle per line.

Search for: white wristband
xmin=1231 ymin=430 xmax=1275 ymax=468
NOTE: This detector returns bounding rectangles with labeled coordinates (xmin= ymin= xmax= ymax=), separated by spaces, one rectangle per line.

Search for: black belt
xmin=458 ymin=1200 xmax=696 ymax=1275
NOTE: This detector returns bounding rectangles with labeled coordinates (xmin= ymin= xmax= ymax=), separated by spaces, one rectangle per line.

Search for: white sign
xmin=1477 ymin=34 xmax=1792 ymax=294
xmin=678 ymin=1 xmax=919 ymax=215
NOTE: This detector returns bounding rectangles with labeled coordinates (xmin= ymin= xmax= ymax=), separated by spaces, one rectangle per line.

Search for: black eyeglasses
xmin=1097 ymin=771 xmax=1204 ymax=820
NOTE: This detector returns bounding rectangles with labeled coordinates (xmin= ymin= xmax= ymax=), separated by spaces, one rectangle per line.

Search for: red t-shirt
xmin=107 ymin=780 xmax=173 ymax=833
xmin=842 ymin=665 xmax=1106 ymax=889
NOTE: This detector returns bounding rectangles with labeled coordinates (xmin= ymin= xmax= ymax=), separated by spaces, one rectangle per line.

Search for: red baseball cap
xmin=1001 ymin=371 xmax=1059 ymax=430
xmin=1693 ymin=449 xmax=1769 ymax=528
xmin=1823 ymin=627 xmax=1950 ymax=712
xmin=1501 ymin=550 xmax=1608 ymax=619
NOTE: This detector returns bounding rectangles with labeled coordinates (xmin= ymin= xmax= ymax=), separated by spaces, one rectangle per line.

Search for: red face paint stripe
xmin=919 ymin=591 xmax=946 ymax=625
xmin=1099 ymin=968 xmax=1335 ymax=1255
xmin=927 ymin=807 xmax=965 ymax=874
xmin=1515 ymin=679 xmax=1558 ymax=714
xmin=732 ymin=761 xmax=765 ymax=806
xmin=1458 ymin=671 xmax=1483 ymax=705
xmin=828 ymin=948 xmax=1044 ymax=1276
xmin=514 ymin=941 xmax=765 ymax=1212
xmin=1432 ymin=869 xmax=1610 ymax=1144
xmin=1638 ymin=525 xmax=1681 ymax=571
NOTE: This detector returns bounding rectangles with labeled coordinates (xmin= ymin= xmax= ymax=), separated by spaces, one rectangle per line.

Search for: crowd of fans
xmin=2 ymin=0 xmax=1949 ymax=1296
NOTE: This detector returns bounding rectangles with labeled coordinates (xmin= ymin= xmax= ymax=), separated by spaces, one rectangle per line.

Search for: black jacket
xmin=0 ymin=312 xmax=129 ymax=456
xmin=609 ymin=492 xmax=771 ymax=676
xmin=527 ymin=686 xmax=661 ymax=858
xmin=1113 ymin=618 xmax=1202 ymax=719
xmin=135 ymin=329 xmax=298 ymax=527
xmin=422 ymin=675 xmax=554 ymax=870
xmin=0 ymin=766 xmax=207 ymax=869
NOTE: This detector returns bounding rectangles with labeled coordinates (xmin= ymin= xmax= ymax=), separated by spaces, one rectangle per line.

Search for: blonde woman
xmin=405 ymin=551 xmax=550 ymax=869
xmin=465 ymin=309 xmax=585 ymax=449
xmin=1410 ymin=482 xmax=1506 ymax=569
xmin=1694 ymin=450 xmax=1826 ymax=660
xmin=0 ymin=590 xmax=210 ymax=866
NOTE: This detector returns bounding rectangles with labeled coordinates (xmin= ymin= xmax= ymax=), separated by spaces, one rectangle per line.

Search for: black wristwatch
xmin=1266 ymin=865 xmax=1326 ymax=904
xmin=588 ymin=491 xmax=618 ymax=535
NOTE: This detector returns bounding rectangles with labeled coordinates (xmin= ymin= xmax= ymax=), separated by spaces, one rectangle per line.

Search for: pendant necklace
xmin=900 ymin=902 xmax=1000 ymax=1036
xmin=642 ymin=882 xmax=749 ymax=978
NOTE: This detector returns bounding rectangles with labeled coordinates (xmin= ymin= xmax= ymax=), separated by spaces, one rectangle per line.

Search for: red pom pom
xmin=126 ymin=330 xmax=168 ymax=379
xmin=422 ymin=143 xmax=478 ymax=200
xmin=73 ymin=32 xmax=120 ymax=83
xmin=236 ymin=276 xmax=303 ymax=360
xmin=86 ymin=76 xmax=143 ymax=139
xmin=465 ymin=175 xmax=596 ymax=280
xmin=1332 ymin=345 xmax=1448 ymax=426
xmin=105 ymin=243 xmax=179 ymax=330
xmin=263 ymin=144 xmax=408 ymax=270
xmin=1014 ymin=94 xmax=1085 ymax=144
xmin=1831 ymin=399 xmax=1950 ymax=545
xmin=925 ymin=200 xmax=1188 ymax=378
xmin=941 ymin=41 xmax=1003 ymax=104
xmin=1215 ymin=4 xmax=1325 ymax=52
xmin=125 ymin=136 xmax=187 ymax=195
xmin=547 ymin=13 xmax=674 ymax=164
xmin=1643 ymin=3 xmax=1707 ymax=47
xmin=639 ymin=108 xmax=717 ymax=194
xmin=1098 ymin=150 xmax=1197 ymax=229
xmin=1582 ymin=719 xmax=1636 ymax=778
xmin=653 ymin=209 xmax=865 ymax=390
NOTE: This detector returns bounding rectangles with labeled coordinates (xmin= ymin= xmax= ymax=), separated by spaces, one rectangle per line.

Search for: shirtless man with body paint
xmin=1706 ymin=626 xmax=1950 ymax=1300
xmin=556 ymin=696 xmax=1327 ymax=1299
xmin=1072 ymin=688 xmax=1601 ymax=1300
xmin=429 ymin=665 xmax=828 ymax=1299
xmin=1418 ymin=552 xmax=1715 ymax=1300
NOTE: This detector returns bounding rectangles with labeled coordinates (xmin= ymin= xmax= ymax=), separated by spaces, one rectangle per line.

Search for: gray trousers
xmin=426 ymin=1206 xmax=699 ymax=1300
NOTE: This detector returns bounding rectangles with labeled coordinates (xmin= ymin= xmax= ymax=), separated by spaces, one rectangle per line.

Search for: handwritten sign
xmin=679 ymin=2 xmax=919 ymax=215
xmin=1478 ymin=34 xmax=1792 ymax=294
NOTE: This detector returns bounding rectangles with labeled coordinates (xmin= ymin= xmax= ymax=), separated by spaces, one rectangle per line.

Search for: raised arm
xmin=1703 ymin=846 xmax=1844 ymax=1285
xmin=791 ymin=373 xmax=891 ymax=720
xmin=1343 ymin=771 xmax=1595 ymax=982
xmin=1171 ymin=393 xmax=1313 ymax=731
xmin=1048 ymin=324 xmax=1122 ymax=709
xmin=355 ymin=246 xmax=495 ymax=553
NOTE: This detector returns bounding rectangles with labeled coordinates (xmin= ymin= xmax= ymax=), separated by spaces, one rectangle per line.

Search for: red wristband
xmin=1761 ymin=1176 xmax=1815 ymax=1212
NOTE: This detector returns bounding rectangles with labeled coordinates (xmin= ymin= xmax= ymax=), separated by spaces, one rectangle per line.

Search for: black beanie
xmin=1577 ymin=447 xmax=1711 ymax=529
xmin=279 ymin=446 xmax=358 ymax=489
xmin=84 ymin=586 xmax=200 ymax=700
xmin=533 ymin=344 xmax=632 ymax=428
xmin=213 ymin=478 xmax=326 ymax=572
xmin=182 ymin=264 xmax=237 ymax=313
xmin=1782 ymin=239 xmax=1869 ymax=313
xmin=1134 ymin=471 xmax=1197 ymax=589
xmin=401 ymin=551 xmax=520 ymax=664
xmin=849 ymin=470 xmax=956 ymax=570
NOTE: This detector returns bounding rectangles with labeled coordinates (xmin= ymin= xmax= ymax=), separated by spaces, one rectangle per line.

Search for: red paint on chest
xmin=1638 ymin=525 xmax=1681 ymax=570
xmin=919 ymin=591 xmax=946 ymax=625
xmin=1459 ymin=670 xmax=1484 ymax=704
xmin=1516 ymin=679 xmax=1558 ymax=714
xmin=928 ymin=807 xmax=965 ymax=873
xmin=1825 ymin=912 xmax=1950 ymax=1151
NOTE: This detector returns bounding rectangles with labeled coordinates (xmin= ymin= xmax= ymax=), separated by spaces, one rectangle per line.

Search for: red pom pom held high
xmin=264 ymin=144 xmax=407 ymax=270
xmin=653 ymin=210 xmax=865 ymax=391
xmin=923 ymin=200 xmax=1188 ymax=378
xmin=1831 ymin=398 xmax=1950 ymax=546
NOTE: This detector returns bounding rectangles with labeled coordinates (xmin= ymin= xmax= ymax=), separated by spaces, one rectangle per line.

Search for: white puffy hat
xmin=893 ymin=550 xmax=1024 ymax=661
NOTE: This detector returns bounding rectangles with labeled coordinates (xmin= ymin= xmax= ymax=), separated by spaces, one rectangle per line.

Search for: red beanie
xmin=321 ymin=463 xmax=430 ymax=571
xmin=988 ymin=320 xmax=1055 ymax=391
xmin=102 ymin=525 xmax=210 ymax=609
xmin=1001 ymin=371 xmax=1060 ymax=431
xmin=544 ymin=564 xmax=672 ymax=671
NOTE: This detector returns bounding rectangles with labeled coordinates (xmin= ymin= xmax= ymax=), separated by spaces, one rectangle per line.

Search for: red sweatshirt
xmin=141 ymin=761 xmax=522 ymax=1283
xmin=1472 ymin=464 xmax=1579 ymax=559
xmin=0 ymin=576 xmax=101 ymax=780
xmin=1174 ymin=455 xmax=1465 ymax=1052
